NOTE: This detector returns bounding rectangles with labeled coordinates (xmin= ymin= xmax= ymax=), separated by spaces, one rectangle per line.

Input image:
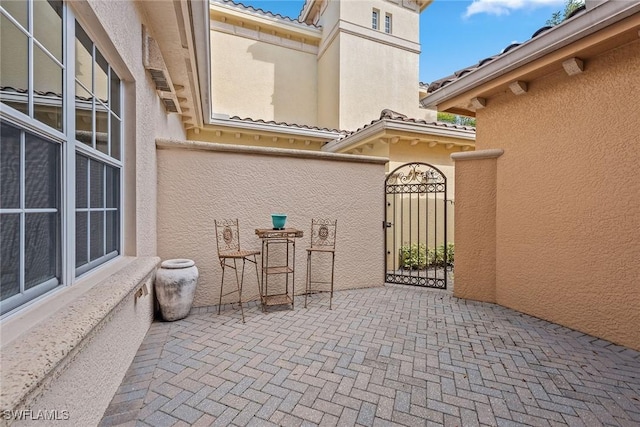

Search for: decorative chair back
xmin=310 ymin=219 xmax=337 ymax=249
xmin=214 ymin=219 xmax=241 ymax=256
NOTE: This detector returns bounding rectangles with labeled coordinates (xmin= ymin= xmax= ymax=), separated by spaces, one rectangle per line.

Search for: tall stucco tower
xmin=301 ymin=0 xmax=432 ymax=130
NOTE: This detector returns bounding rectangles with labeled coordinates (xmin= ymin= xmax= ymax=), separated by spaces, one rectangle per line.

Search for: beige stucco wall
xmin=338 ymin=32 xmax=420 ymax=130
xmin=451 ymin=153 xmax=500 ymax=303
xmin=156 ymin=140 xmax=386 ymax=311
xmin=470 ymin=40 xmax=640 ymax=350
xmin=317 ymin=37 xmax=341 ymax=129
xmin=340 ymin=0 xmax=419 ymax=42
xmin=323 ymin=0 xmax=341 ymax=27
xmin=210 ymin=31 xmax=318 ymax=124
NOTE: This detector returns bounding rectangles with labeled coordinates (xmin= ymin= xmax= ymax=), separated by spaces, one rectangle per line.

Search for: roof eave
xmin=208 ymin=117 xmax=343 ymax=139
xmin=210 ymin=0 xmax=321 ymax=37
xmin=422 ymin=0 xmax=640 ymax=110
xmin=322 ymin=119 xmax=476 ymax=153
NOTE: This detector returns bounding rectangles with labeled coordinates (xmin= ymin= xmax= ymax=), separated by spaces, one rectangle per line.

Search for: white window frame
xmin=372 ymin=9 xmax=379 ymax=30
xmin=71 ymin=20 xmax=123 ymax=278
xmin=385 ymin=13 xmax=392 ymax=34
xmin=0 ymin=1 xmax=124 ymax=316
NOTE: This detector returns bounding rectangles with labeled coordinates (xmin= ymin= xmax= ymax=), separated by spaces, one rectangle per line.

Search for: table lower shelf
xmin=262 ymin=266 xmax=293 ymax=274
xmin=261 ymin=294 xmax=293 ymax=307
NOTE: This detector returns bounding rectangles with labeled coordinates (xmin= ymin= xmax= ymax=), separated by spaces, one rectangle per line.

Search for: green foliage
xmin=437 ymin=112 xmax=476 ymax=128
xmin=400 ymin=243 xmax=427 ymax=269
xmin=399 ymin=243 xmax=454 ymax=269
xmin=546 ymin=0 xmax=585 ymax=26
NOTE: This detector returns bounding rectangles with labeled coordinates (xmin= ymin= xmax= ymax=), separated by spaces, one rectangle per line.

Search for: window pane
xmin=95 ymin=49 xmax=108 ymax=104
xmin=75 ymin=82 xmax=93 ymax=146
xmin=33 ymin=0 xmax=63 ymax=62
xmin=105 ymin=166 xmax=119 ymax=209
xmin=106 ymin=210 xmax=119 ymax=254
xmin=0 ymin=213 xmax=20 ymax=300
xmin=25 ymin=212 xmax=59 ymax=290
xmin=0 ymin=14 xmax=28 ymax=115
xmin=25 ymin=133 xmax=59 ymax=209
xmin=110 ymin=114 xmax=121 ymax=160
xmin=90 ymin=159 xmax=103 ymax=208
xmin=75 ymin=22 xmax=93 ymax=93
xmin=96 ymin=103 xmax=108 ymax=155
xmin=34 ymin=45 xmax=63 ymax=131
xmin=90 ymin=211 xmax=104 ymax=261
xmin=75 ymin=211 xmax=88 ymax=268
xmin=0 ymin=123 xmax=21 ymax=209
xmin=76 ymin=154 xmax=88 ymax=208
xmin=0 ymin=0 xmax=28 ymax=28
xmin=110 ymin=71 xmax=120 ymax=116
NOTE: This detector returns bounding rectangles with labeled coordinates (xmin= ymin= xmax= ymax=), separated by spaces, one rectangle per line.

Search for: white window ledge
xmin=0 ymin=256 xmax=160 ymax=414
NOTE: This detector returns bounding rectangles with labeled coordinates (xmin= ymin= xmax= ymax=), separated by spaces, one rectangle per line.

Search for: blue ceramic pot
xmin=271 ymin=214 xmax=287 ymax=229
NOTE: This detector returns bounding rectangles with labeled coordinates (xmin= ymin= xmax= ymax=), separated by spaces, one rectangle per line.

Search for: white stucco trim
xmin=451 ymin=148 xmax=504 ymax=161
xmin=322 ymin=119 xmax=476 ymax=153
xmin=156 ymin=138 xmax=389 ymax=164
xmin=422 ymin=1 xmax=640 ymax=108
xmin=318 ymin=19 xmax=420 ymax=58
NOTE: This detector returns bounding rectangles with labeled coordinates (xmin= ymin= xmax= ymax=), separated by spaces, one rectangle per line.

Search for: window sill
xmin=0 ymin=256 xmax=160 ymax=414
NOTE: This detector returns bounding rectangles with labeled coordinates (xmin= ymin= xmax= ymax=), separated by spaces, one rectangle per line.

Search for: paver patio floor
xmin=100 ymin=285 xmax=640 ymax=427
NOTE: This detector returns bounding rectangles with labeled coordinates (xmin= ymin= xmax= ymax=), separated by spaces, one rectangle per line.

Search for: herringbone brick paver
xmin=101 ymin=285 xmax=640 ymax=426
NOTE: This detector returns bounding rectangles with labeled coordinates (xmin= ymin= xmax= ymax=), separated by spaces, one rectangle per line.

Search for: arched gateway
xmin=384 ymin=162 xmax=449 ymax=288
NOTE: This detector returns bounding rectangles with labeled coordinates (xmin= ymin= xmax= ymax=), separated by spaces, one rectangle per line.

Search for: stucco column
xmin=450 ymin=149 xmax=504 ymax=303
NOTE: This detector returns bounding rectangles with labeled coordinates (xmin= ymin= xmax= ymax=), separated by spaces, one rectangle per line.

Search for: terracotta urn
xmin=155 ymin=259 xmax=199 ymax=321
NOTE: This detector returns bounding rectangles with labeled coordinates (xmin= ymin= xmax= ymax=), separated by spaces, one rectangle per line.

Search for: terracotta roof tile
xmin=227 ymin=115 xmax=346 ymax=134
xmin=334 ymin=109 xmax=475 ymax=141
xmin=216 ymin=0 xmax=320 ymax=28
xmin=426 ymin=5 xmax=587 ymax=94
xmin=377 ymin=109 xmax=475 ymax=130
xmin=1 ymin=86 xmax=95 ymax=102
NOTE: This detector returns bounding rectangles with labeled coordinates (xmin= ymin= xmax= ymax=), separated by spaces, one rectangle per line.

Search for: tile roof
xmin=333 ymin=109 xmax=476 ymax=142
xmin=1 ymin=86 xmax=95 ymax=102
xmin=227 ymin=115 xmax=346 ymax=134
xmin=215 ymin=0 xmax=320 ymax=28
xmin=425 ymin=5 xmax=587 ymax=94
xmin=375 ymin=109 xmax=475 ymax=131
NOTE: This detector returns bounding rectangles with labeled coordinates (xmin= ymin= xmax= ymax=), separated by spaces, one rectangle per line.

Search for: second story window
xmin=372 ymin=9 xmax=378 ymax=30
xmin=385 ymin=13 xmax=392 ymax=33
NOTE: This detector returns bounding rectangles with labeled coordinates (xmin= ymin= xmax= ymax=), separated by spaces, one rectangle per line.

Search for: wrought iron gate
xmin=384 ymin=162 xmax=448 ymax=288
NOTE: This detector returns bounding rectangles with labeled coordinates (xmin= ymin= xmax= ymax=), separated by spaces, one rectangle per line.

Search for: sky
xmin=230 ymin=0 xmax=568 ymax=83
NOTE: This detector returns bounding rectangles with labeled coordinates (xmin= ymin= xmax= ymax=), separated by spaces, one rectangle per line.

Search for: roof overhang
xmin=207 ymin=116 xmax=344 ymax=140
xmin=422 ymin=1 xmax=640 ymax=115
xmin=139 ymin=0 xmax=210 ymax=129
xmin=210 ymin=0 xmax=321 ymax=40
xmin=322 ymin=118 xmax=475 ymax=154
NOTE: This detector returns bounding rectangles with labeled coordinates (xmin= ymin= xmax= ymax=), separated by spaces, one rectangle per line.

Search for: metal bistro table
xmin=255 ymin=228 xmax=303 ymax=312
